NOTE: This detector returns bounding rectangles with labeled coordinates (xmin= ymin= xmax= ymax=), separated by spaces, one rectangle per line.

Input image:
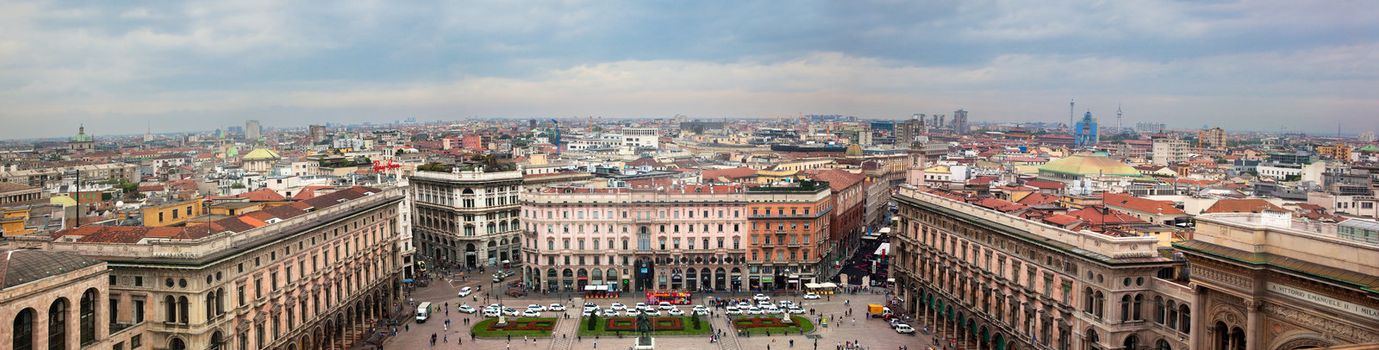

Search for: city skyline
xmin=2 ymin=1 xmax=1378 ymax=139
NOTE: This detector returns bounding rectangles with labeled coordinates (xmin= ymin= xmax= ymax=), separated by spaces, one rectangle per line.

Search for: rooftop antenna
xmin=1116 ymin=103 xmax=1123 ymax=135
xmin=1069 ymin=98 xmax=1076 ymax=129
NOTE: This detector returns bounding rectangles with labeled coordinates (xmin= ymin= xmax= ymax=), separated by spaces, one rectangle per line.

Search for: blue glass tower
xmin=1074 ymin=111 xmax=1098 ymax=147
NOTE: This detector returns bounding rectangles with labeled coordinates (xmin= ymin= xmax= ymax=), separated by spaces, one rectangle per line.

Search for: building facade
xmin=1 ymin=250 xmax=148 ymax=350
xmin=1153 ymin=138 xmax=1189 ymax=166
xmin=746 ymin=181 xmax=832 ymax=290
xmin=1175 ymin=212 xmax=1379 ymax=350
xmin=410 ymin=170 xmax=523 ymax=269
xmin=891 ymin=186 xmax=1191 ymax=350
xmin=520 ymin=185 xmax=749 ymax=292
xmin=12 ymin=186 xmax=407 ymax=350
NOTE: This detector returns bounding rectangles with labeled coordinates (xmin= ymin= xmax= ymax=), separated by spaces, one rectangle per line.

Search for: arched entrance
xmin=169 ymin=337 xmax=187 ymax=350
xmin=210 ymin=331 xmax=225 ymax=350
xmin=465 ymin=243 xmax=478 ymax=268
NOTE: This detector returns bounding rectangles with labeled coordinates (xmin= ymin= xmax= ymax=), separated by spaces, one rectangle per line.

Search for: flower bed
xmin=730 ymin=316 xmax=815 ymax=336
xmin=489 ymin=319 xmax=557 ymax=331
xmin=471 ymin=318 xmax=558 ymax=338
xmin=604 ymin=317 xmax=683 ymax=331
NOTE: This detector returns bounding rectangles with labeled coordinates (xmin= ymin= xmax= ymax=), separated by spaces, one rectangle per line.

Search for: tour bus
xmin=416 ymin=302 xmax=432 ymax=323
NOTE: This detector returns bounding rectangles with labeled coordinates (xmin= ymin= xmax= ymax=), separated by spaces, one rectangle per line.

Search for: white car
xmin=634 ymin=303 xmax=648 ymax=310
xmin=754 ymin=294 xmax=771 ymax=302
xmin=523 ymin=310 xmax=541 ymax=317
xmin=746 ymin=307 xmax=763 ymax=315
xmin=667 ymin=308 xmax=684 ymax=316
xmin=600 ymin=310 xmax=617 ymax=317
xmin=736 ymin=302 xmax=752 ymax=308
xmin=764 ymin=307 xmax=783 ymax=315
xmin=527 ymin=304 xmax=546 ymax=312
xmin=610 ymin=303 xmax=627 ymax=311
xmin=802 ymin=293 xmax=821 ymax=300
xmin=788 ymin=308 xmax=806 ymax=314
xmin=458 ymin=287 xmax=473 ymax=297
xmin=503 ymin=308 xmax=520 ymax=317
xmin=458 ymin=305 xmax=477 ymax=314
xmin=584 ymin=302 xmax=597 ymax=308
xmin=549 ymin=304 xmax=566 ymax=311
xmin=725 ymin=306 xmax=742 ymax=315
xmin=582 ymin=309 xmax=596 ymax=316
xmin=894 ymin=324 xmax=916 ymax=335
xmin=658 ymin=302 xmax=674 ymax=310
xmin=778 ymin=300 xmax=795 ymax=308
xmin=483 ymin=309 xmax=501 ymax=317
xmin=626 ymin=309 xmax=642 ymax=316
xmin=644 ymin=309 xmax=662 ymax=316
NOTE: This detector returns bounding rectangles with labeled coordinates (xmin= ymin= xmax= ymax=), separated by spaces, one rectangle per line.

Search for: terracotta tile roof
xmin=1017 ymin=192 xmax=1060 ymax=206
xmin=1102 ymin=193 xmax=1185 ymax=215
xmin=1204 ymin=198 xmax=1284 ymax=214
xmin=805 ymin=169 xmax=865 ymax=191
xmin=237 ymin=188 xmax=286 ymax=202
xmin=975 ymin=198 xmax=1026 ymax=213
xmin=1068 ymin=207 xmax=1147 ymax=226
xmin=1024 ymin=180 xmax=1066 ymax=190
xmin=702 ymin=168 xmax=758 ymax=181
xmin=1043 ymin=214 xmax=1082 ymax=227
xmin=291 ymin=185 xmax=334 ymax=201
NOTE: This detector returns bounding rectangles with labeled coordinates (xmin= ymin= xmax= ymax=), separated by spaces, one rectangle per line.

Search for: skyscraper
xmin=1074 ymin=111 xmax=1098 ymax=147
xmin=245 ymin=120 xmax=261 ymax=141
xmin=952 ymin=109 xmax=969 ymax=134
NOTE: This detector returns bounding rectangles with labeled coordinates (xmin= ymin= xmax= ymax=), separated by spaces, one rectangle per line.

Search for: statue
xmin=633 ymin=313 xmax=655 ymax=349
xmin=636 ymin=313 xmax=653 ymax=338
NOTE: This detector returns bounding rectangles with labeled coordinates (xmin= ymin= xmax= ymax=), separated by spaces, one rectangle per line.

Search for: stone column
xmin=1245 ymin=300 xmax=1261 ymax=350
xmin=1189 ymin=285 xmax=1204 ymax=350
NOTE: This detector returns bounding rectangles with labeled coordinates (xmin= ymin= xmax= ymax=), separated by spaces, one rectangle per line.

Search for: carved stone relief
xmin=1260 ymin=304 xmax=1379 ymax=343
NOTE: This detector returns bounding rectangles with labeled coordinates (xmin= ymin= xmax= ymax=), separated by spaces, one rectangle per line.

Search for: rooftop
xmin=1038 ymin=154 xmax=1141 ymax=177
xmin=0 ymin=249 xmax=101 ymax=289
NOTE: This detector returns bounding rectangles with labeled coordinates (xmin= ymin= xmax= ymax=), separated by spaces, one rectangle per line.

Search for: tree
xmin=692 ymin=315 xmax=702 ymax=330
xmin=587 ymin=313 xmax=598 ymax=331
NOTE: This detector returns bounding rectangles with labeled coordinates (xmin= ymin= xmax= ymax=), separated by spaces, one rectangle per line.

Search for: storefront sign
xmin=1267 ymin=282 xmax=1379 ymax=320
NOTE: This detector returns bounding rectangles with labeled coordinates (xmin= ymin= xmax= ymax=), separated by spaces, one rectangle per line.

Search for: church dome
xmin=242 ymin=148 xmax=281 ymax=161
xmin=1038 ymin=154 xmax=1140 ymax=177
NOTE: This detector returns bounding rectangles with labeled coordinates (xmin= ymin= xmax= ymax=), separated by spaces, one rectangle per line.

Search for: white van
xmin=416 ymin=302 xmax=432 ymax=323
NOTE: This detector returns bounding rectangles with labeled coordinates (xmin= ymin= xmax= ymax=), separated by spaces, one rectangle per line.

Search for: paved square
xmin=383 ymin=270 xmax=934 ymax=350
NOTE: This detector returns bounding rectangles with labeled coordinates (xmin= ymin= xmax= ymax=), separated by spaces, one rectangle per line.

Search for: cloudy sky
xmin=2 ymin=0 xmax=1377 ymax=139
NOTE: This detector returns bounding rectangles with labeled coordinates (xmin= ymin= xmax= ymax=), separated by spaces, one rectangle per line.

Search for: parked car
xmin=483 ymin=309 xmax=501 ymax=317
xmin=527 ymin=304 xmax=546 ymax=312
xmin=626 ymin=309 xmax=642 ymax=316
xmin=549 ymin=303 xmax=566 ymax=311
xmin=667 ymin=309 xmax=684 ymax=316
xmin=458 ymin=287 xmax=474 ymax=297
xmin=725 ymin=306 xmax=742 ymax=315
xmin=802 ymin=293 xmax=821 ymax=300
xmin=894 ymin=324 xmax=916 ymax=335
xmin=522 ymin=310 xmax=541 ymax=317
xmin=754 ymin=294 xmax=771 ymax=301
xmin=458 ymin=305 xmax=477 ymax=314
xmin=693 ymin=308 xmax=708 ymax=316
xmin=644 ymin=309 xmax=662 ymax=316
xmin=658 ymin=302 xmax=674 ymax=310
xmin=610 ymin=303 xmax=627 ymax=311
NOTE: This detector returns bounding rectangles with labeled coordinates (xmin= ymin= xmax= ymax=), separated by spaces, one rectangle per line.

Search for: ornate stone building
xmin=410 ymin=169 xmax=522 ymax=269
xmin=1 ymin=249 xmax=148 ymax=350
xmin=891 ymin=185 xmax=1191 ymax=350
xmin=9 ymin=186 xmax=407 ymax=350
xmin=521 ymin=185 xmax=748 ymax=292
xmin=1175 ymin=212 xmax=1379 ymax=350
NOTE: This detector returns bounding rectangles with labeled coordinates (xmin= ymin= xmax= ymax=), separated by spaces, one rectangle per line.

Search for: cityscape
xmin=2 ymin=2 xmax=1378 ymax=350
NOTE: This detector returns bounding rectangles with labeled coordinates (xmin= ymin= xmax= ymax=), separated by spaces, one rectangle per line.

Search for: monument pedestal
xmin=633 ymin=336 xmax=655 ymax=350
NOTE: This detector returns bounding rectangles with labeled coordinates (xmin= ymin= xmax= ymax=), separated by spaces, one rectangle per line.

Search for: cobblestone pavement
xmin=384 ymin=270 xmax=934 ymax=350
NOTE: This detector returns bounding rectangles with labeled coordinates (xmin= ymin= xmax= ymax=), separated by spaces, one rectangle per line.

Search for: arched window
xmin=1123 ymin=335 xmax=1139 ymax=350
xmin=1178 ymin=304 xmax=1191 ymax=334
xmin=165 ymin=295 xmax=177 ymax=323
xmin=1166 ymin=301 xmax=1178 ymax=328
xmin=1084 ymin=288 xmax=1094 ymax=312
xmin=80 ymin=289 xmax=98 ymax=345
xmin=1120 ymin=295 xmax=1131 ymax=322
xmin=49 ymin=298 xmax=69 ymax=350
xmin=205 ymin=292 xmax=216 ymax=320
xmin=1155 ymin=339 xmax=1172 ymax=350
xmin=1154 ymin=296 xmax=1165 ymax=324
xmin=1085 ymin=329 xmax=1100 ymax=350
xmin=178 ymin=296 xmax=189 ymax=324
xmin=1094 ymin=291 xmax=1105 ymax=318
xmin=1133 ymin=294 xmax=1143 ymax=321
xmin=13 ymin=308 xmax=35 ymax=350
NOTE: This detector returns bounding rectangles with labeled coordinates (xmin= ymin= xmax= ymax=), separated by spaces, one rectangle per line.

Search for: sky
xmin=2 ymin=0 xmax=1378 ymax=139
